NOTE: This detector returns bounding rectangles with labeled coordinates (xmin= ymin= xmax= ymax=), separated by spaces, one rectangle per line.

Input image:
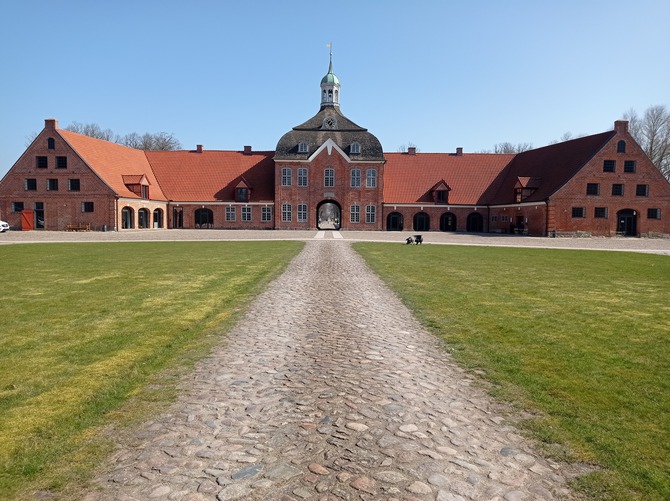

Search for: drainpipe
xmin=545 ymin=198 xmax=550 ymax=237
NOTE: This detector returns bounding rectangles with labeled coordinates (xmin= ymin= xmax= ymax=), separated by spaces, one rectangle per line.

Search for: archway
xmin=317 ymin=201 xmax=341 ymax=230
xmin=121 ymin=207 xmax=134 ymax=229
xmin=413 ymin=212 xmax=430 ymax=232
xmin=466 ymin=212 xmax=484 ymax=232
xmin=195 ymin=208 xmax=214 ymax=229
xmin=440 ymin=212 xmax=457 ymax=232
xmin=616 ymin=209 xmax=637 ymax=236
xmin=153 ymin=208 xmax=164 ymax=229
xmin=386 ymin=212 xmax=403 ymax=231
xmin=138 ymin=208 xmax=150 ymax=229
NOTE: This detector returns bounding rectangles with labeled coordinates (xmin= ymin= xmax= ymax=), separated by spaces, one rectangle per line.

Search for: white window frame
xmin=366 ymin=169 xmax=377 ymax=188
xmin=226 ymin=206 xmax=236 ymax=221
xmin=241 ymin=206 xmax=252 ymax=222
xmin=297 ymin=203 xmax=308 ymax=222
xmin=324 ymin=168 xmax=335 ymax=188
xmin=261 ymin=206 xmax=272 ymax=222
xmin=350 ymin=168 xmax=361 ymax=188
xmin=298 ymin=167 xmax=308 ymax=187
xmin=298 ymin=141 xmax=308 ymax=153
xmin=282 ymin=203 xmax=292 ymax=222
xmin=365 ymin=204 xmax=376 ymax=224
xmin=350 ymin=204 xmax=360 ymax=223
xmin=350 ymin=142 xmax=361 ymax=154
xmin=281 ymin=167 xmax=292 ymax=186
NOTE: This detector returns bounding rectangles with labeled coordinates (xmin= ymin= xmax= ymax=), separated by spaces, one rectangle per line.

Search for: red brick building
xmin=1 ymin=58 xmax=669 ymax=237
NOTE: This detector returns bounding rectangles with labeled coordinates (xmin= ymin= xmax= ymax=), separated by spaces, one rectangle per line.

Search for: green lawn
xmin=354 ymin=243 xmax=670 ymax=501
xmin=0 ymin=241 xmax=303 ymax=500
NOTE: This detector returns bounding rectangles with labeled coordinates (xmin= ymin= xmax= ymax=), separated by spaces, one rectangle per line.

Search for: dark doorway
xmin=617 ymin=209 xmax=637 ymax=236
xmin=317 ymin=201 xmax=341 ymax=230
xmin=34 ymin=202 xmax=45 ymax=230
xmin=440 ymin=212 xmax=457 ymax=232
xmin=121 ymin=207 xmax=134 ymax=229
xmin=386 ymin=212 xmax=403 ymax=231
xmin=172 ymin=207 xmax=183 ymax=228
xmin=413 ymin=212 xmax=430 ymax=232
xmin=466 ymin=212 xmax=484 ymax=232
xmin=153 ymin=208 xmax=164 ymax=229
xmin=195 ymin=208 xmax=214 ymax=228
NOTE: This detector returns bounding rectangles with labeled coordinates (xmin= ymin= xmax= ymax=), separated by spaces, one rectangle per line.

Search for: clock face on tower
xmin=323 ymin=117 xmax=337 ymax=129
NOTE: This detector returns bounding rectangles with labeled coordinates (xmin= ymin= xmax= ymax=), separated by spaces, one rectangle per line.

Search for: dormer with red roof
xmin=430 ymin=180 xmax=451 ymax=204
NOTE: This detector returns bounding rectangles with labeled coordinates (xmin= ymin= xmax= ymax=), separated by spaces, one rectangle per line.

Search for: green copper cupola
xmin=320 ymin=50 xmax=340 ymax=109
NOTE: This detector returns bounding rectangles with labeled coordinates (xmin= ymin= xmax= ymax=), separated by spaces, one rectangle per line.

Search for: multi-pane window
xmin=11 ymin=202 xmax=24 ymax=212
xmin=36 ymin=156 xmax=48 ymax=168
xmin=235 ymin=188 xmax=249 ymax=202
xmin=624 ymin=160 xmax=636 ymax=173
xmin=594 ymin=207 xmax=608 ymax=218
xmin=350 ymin=168 xmax=361 ymax=188
xmin=350 ymin=204 xmax=360 ymax=223
xmin=297 ymin=203 xmax=307 ymax=222
xmin=281 ymin=167 xmax=292 ymax=186
xmin=324 ymin=168 xmax=334 ymax=187
xmin=241 ymin=206 xmax=252 ymax=221
xmin=56 ymin=156 xmax=67 ymax=169
xmin=350 ymin=142 xmax=361 ymax=154
xmin=366 ymin=169 xmax=377 ymax=188
xmin=298 ymin=168 xmax=308 ymax=187
xmin=261 ymin=206 xmax=272 ymax=222
xmin=68 ymin=179 xmax=80 ymax=191
xmin=47 ymin=179 xmax=58 ymax=191
xmin=25 ymin=178 xmax=37 ymax=190
xmin=281 ymin=203 xmax=292 ymax=222
xmin=612 ymin=184 xmax=624 ymax=196
xmin=226 ymin=206 xmax=236 ymax=221
xmin=586 ymin=183 xmax=600 ymax=195
xmin=436 ymin=190 xmax=447 ymax=203
xmin=365 ymin=204 xmax=376 ymax=223
xmin=572 ymin=207 xmax=586 ymax=218
xmin=636 ymin=184 xmax=649 ymax=197
xmin=491 ymin=215 xmax=498 ymax=222
xmin=298 ymin=142 xmax=308 ymax=153
xmin=81 ymin=202 xmax=94 ymax=213
xmin=603 ymin=160 xmax=616 ymax=172
xmin=647 ymin=208 xmax=661 ymax=219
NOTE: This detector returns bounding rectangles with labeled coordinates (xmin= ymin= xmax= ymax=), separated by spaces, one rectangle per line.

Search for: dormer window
xmin=514 ymin=177 xmax=541 ymax=202
xmin=350 ymin=142 xmax=361 ymax=154
xmin=430 ymin=180 xmax=451 ymax=204
xmin=298 ymin=141 xmax=309 ymax=153
xmin=234 ymin=178 xmax=252 ymax=202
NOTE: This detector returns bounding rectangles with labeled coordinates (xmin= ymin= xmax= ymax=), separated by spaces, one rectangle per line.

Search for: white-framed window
xmin=365 ymin=204 xmax=376 ymax=224
xmin=298 ymin=141 xmax=309 ymax=153
xmin=324 ymin=168 xmax=335 ymax=188
xmin=281 ymin=167 xmax=292 ymax=186
xmin=298 ymin=167 xmax=308 ymax=187
xmin=366 ymin=169 xmax=377 ymax=188
xmin=241 ymin=206 xmax=252 ymax=221
xmin=350 ymin=142 xmax=361 ymax=154
xmin=226 ymin=206 xmax=236 ymax=221
xmin=297 ymin=203 xmax=308 ymax=222
xmin=261 ymin=206 xmax=272 ymax=222
xmin=350 ymin=168 xmax=361 ymax=188
xmin=282 ymin=203 xmax=292 ymax=222
xmin=350 ymin=204 xmax=360 ymax=223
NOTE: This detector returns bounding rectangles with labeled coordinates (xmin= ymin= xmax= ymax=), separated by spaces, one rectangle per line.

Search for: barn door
xmin=21 ymin=210 xmax=34 ymax=231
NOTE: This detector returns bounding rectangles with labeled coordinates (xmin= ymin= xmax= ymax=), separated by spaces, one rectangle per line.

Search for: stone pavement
xmin=83 ymin=238 xmax=584 ymax=501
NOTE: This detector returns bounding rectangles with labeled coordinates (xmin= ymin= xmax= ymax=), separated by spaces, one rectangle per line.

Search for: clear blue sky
xmin=1 ymin=0 xmax=668 ymax=177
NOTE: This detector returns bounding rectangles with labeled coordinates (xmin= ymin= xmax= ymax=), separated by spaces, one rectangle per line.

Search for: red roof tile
xmin=383 ymin=153 xmax=515 ymax=205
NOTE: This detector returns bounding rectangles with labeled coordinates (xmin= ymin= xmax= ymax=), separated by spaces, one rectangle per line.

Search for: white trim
xmin=308 ymin=138 xmax=350 ymax=162
xmin=489 ymin=201 xmax=548 ymax=209
xmin=166 ymin=201 xmax=274 ymax=206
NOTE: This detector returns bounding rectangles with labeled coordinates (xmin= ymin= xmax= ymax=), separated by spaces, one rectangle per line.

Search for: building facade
xmin=1 ymin=59 xmax=669 ymax=237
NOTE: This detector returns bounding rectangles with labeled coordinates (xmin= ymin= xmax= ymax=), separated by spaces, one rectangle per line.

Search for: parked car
xmin=0 ymin=220 xmax=10 ymax=232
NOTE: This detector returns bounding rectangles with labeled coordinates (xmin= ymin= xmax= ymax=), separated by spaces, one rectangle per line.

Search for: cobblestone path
xmin=88 ymin=240 xmax=578 ymax=501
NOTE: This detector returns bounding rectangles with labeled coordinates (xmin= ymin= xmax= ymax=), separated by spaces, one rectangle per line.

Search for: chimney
xmin=456 ymin=147 xmax=463 ymax=157
xmin=407 ymin=146 xmax=416 ymax=156
xmin=196 ymin=144 xmax=203 ymax=153
xmin=614 ymin=120 xmax=628 ymax=134
xmin=243 ymin=145 xmax=252 ymax=155
xmin=45 ymin=118 xmax=58 ymax=130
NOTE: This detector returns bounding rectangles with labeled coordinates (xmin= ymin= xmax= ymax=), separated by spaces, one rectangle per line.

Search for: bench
xmin=66 ymin=223 xmax=91 ymax=231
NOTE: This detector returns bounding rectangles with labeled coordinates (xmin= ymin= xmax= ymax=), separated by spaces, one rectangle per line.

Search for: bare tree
xmin=61 ymin=122 xmax=182 ymax=151
xmin=493 ymin=142 xmax=533 ymax=154
xmin=65 ymin=121 xmax=117 ymax=141
xmin=397 ymin=142 xmax=419 ymax=153
xmin=624 ymin=105 xmax=670 ymax=179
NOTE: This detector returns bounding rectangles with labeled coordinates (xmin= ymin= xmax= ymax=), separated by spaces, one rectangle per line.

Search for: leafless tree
xmin=397 ymin=142 xmax=419 ymax=153
xmin=61 ymin=122 xmax=182 ymax=151
xmin=493 ymin=142 xmax=533 ymax=154
xmin=65 ymin=121 xmax=117 ymax=141
xmin=624 ymin=105 xmax=670 ymax=179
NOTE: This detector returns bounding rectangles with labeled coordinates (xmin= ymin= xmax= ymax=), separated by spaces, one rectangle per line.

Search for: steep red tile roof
xmin=384 ymin=153 xmax=515 ymax=205
xmin=488 ymin=131 xmax=615 ymax=204
xmin=58 ymin=129 xmax=167 ymax=200
xmin=145 ymin=150 xmax=275 ymax=202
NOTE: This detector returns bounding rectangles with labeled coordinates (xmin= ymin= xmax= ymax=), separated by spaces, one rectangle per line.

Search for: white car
xmin=0 ymin=220 xmax=10 ymax=232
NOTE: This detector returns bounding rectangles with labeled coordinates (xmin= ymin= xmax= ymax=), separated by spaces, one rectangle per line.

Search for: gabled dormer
xmin=235 ymin=177 xmax=252 ymax=202
xmin=430 ymin=180 xmax=451 ymax=204
xmin=514 ymin=176 xmax=541 ymax=202
xmin=123 ymin=174 xmax=150 ymax=199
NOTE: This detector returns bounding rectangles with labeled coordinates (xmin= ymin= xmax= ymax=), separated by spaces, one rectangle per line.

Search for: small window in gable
xmin=47 ymin=137 xmax=55 ymax=149
xmin=350 ymin=142 xmax=361 ymax=154
xmin=617 ymin=140 xmax=626 ymax=153
xmin=298 ymin=141 xmax=309 ymax=153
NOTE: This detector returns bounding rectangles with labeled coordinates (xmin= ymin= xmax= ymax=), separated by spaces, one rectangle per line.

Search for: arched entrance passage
xmin=195 ymin=208 xmax=214 ymax=228
xmin=386 ymin=212 xmax=403 ymax=231
xmin=317 ymin=201 xmax=341 ymax=230
xmin=413 ymin=212 xmax=430 ymax=232
xmin=121 ymin=207 xmax=134 ymax=229
xmin=138 ymin=208 xmax=150 ymax=229
xmin=153 ymin=208 xmax=164 ymax=228
xmin=440 ymin=212 xmax=457 ymax=232
xmin=466 ymin=212 xmax=484 ymax=232
xmin=617 ymin=209 xmax=637 ymax=236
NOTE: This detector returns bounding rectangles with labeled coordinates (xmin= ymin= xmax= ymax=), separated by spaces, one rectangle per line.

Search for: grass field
xmin=0 ymin=241 xmax=303 ymax=500
xmin=354 ymin=243 xmax=670 ymax=500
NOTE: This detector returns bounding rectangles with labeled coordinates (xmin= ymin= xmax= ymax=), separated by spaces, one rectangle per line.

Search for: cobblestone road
xmin=86 ymin=238 xmax=581 ymax=501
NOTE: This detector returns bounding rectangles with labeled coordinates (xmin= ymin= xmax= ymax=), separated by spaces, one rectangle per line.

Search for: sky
xmin=1 ymin=0 xmax=668 ymax=178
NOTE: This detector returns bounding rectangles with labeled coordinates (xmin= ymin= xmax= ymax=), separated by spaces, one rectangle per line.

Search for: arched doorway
xmin=121 ymin=207 xmax=134 ymax=229
xmin=195 ymin=208 xmax=214 ymax=228
xmin=153 ymin=208 xmax=164 ymax=229
xmin=317 ymin=201 xmax=341 ymax=230
xmin=413 ymin=212 xmax=430 ymax=231
xmin=440 ymin=212 xmax=457 ymax=232
xmin=466 ymin=212 xmax=484 ymax=232
xmin=386 ymin=212 xmax=403 ymax=231
xmin=138 ymin=208 xmax=150 ymax=229
xmin=616 ymin=209 xmax=637 ymax=236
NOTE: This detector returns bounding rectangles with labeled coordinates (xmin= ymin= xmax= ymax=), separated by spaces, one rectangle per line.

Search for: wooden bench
xmin=66 ymin=223 xmax=91 ymax=231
